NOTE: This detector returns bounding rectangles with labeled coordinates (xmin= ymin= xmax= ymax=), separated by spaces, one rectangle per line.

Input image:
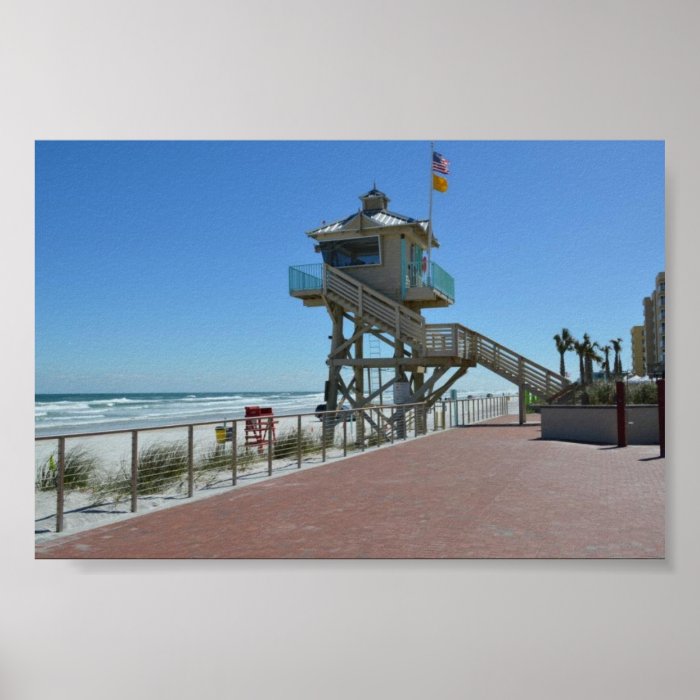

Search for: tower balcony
xmin=289 ymin=260 xmax=455 ymax=308
xmin=403 ymin=261 xmax=455 ymax=305
xmin=289 ymin=263 xmax=325 ymax=306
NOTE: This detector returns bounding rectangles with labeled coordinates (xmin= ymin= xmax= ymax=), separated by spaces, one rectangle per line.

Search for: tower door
xmin=409 ymin=244 xmax=423 ymax=287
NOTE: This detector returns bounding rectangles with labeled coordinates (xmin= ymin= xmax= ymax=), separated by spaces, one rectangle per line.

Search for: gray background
xmin=2 ymin=1 xmax=698 ymax=698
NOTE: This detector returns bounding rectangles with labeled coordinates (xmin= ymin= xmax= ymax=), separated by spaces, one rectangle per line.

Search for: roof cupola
xmin=359 ymin=186 xmax=390 ymax=213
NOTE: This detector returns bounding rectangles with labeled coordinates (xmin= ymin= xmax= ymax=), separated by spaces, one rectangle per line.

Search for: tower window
xmin=319 ymin=236 xmax=381 ymax=267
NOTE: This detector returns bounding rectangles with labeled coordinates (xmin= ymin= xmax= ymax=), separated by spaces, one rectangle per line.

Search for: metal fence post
xmin=297 ymin=414 xmax=302 ymax=468
xmin=187 ymin=425 xmax=194 ymax=498
xmin=360 ymin=408 xmax=366 ymax=450
xmin=343 ymin=416 xmax=347 ymax=456
xmin=131 ymin=430 xmax=138 ymax=513
xmin=56 ymin=436 xmax=65 ymax=533
xmin=231 ymin=421 xmax=237 ymax=486
xmin=267 ymin=417 xmax=273 ymax=475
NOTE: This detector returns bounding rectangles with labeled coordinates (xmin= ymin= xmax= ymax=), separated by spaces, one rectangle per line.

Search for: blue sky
xmin=35 ymin=140 xmax=665 ymax=394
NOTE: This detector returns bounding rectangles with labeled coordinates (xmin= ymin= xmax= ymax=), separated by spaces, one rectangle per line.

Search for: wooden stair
xmin=425 ymin=323 xmax=569 ymax=400
xmin=323 ymin=265 xmax=426 ymax=349
xmin=290 ymin=265 xmax=568 ymax=402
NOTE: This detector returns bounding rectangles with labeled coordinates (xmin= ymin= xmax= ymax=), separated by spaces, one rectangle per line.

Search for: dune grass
xmin=272 ymin=428 xmax=323 ymax=460
xmin=35 ymin=447 xmax=98 ymax=491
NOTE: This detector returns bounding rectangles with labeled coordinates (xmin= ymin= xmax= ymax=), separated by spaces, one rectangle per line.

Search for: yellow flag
xmin=432 ymin=174 xmax=448 ymax=193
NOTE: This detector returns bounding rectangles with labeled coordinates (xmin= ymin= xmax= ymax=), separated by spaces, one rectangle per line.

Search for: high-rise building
xmin=630 ymin=325 xmax=645 ymax=376
xmin=639 ymin=271 xmax=665 ymax=377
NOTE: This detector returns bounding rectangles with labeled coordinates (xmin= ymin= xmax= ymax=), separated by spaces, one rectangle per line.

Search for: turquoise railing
xmin=289 ymin=264 xmax=324 ymax=293
xmin=291 ymin=260 xmax=454 ymax=302
xmin=429 ymin=261 xmax=455 ymax=301
xmin=406 ymin=261 xmax=455 ymax=302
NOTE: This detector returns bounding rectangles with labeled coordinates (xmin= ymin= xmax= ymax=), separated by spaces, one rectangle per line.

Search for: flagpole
xmin=427 ymin=141 xmax=434 ymax=285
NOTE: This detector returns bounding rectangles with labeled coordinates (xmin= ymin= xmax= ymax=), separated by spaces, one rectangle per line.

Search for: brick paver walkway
xmin=35 ymin=416 xmax=665 ymax=559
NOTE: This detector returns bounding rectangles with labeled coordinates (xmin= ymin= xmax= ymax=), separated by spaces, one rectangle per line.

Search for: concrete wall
xmin=627 ymin=405 xmax=661 ymax=444
xmin=540 ymin=405 xmax=660 ymax=445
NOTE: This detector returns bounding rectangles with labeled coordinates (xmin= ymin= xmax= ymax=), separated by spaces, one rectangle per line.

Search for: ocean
xmin=35 ymin=389 xmax=518 ymax=437
xmin=34 ymin=391 xmax=326 ymax=437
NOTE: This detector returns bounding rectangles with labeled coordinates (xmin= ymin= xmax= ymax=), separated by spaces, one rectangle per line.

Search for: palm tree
xmin=582 ymin=335 xmax=603 ymax=384
xmin=553 ymin=328 xmax=574 ymax=377
xmin=601 ymin=345 xmax=612 ymax=381
xmin=610 ymin=338 xmax=623 ymax=377
xmin=573 ymin=338 xmax=586 ymax=384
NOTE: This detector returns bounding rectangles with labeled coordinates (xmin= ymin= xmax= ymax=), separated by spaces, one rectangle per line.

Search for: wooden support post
xmin=326 ymin=305 xmax=344 ymax=412
xmin=324 ymin=304 xmax=344 ymax=447
xmin=354 ymin=322 xmax=364 ymax=446
xmin=518 ymin=356 xmax=526 ymax=424
xmin=616 ymin=380 xmax=627 ymax=448
xmin=518 ymin=385 xmax=526 ymax=425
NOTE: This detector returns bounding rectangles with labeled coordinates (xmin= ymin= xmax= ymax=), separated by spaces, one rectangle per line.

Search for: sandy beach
xmin=36 ymin=397 xmax=516 ymax=541
xmin=36 ymin=411 xmax=331 ymax=538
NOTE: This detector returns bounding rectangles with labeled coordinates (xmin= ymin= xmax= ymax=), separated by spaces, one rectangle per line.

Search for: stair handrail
xmin=425 ymin=322 xmax=569 ymax=398
xmin=324 ymin=264 xmax=426 ymax=346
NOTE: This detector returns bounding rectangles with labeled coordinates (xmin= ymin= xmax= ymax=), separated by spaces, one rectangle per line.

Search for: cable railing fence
xmin=36 ymin=395 xmax=511 ymax=536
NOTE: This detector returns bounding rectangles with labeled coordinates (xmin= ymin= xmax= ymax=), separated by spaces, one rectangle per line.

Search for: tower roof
xmin=307 ymin=189 xmax=437 ymax=246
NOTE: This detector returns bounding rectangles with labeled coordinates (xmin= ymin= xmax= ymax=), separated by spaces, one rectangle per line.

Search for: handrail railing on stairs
xmin=323 ymin=265 xmax=426 ymax=348
xmin=425 ymin=323 xmax=569 ymax=400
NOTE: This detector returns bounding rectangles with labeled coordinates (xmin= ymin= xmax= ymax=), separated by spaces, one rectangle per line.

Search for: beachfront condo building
xmin=633 ymin=271 xmax=665 ymax=377
xmin=631 ymin=325 xmax=645 ymax=376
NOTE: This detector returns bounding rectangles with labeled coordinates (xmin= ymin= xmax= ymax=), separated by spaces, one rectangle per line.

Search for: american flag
xmin=432 ymin=151 xmax=450 ymax=175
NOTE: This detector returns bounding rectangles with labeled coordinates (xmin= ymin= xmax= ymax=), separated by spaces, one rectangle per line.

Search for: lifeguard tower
xmin=289 ymin=188 xmax=569 ymax=433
